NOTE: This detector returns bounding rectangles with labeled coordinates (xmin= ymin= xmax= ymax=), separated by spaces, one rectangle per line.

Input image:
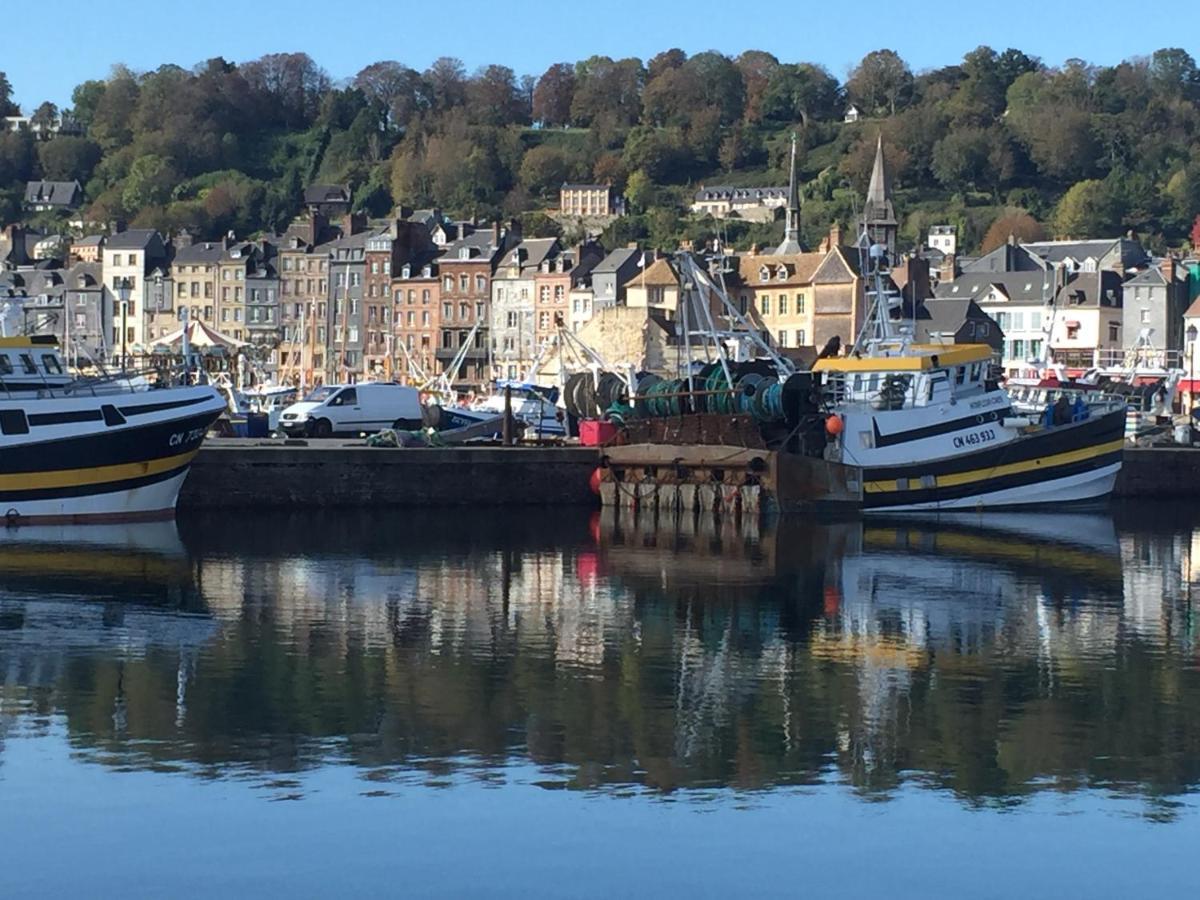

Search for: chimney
xmin=1162 ymin=255 xmax=1176 ymax=283
xmin=749 ymin=242 xmax=761 ymax=254
xmin=492 ymin=220 xmax=501 ymax=246
xmin=175 ymin=228 xmax=194 ymax=249
xmin=1007 ymin=232 xmax=1017 ymax=246
xmin=341 ymin=212 xmax=366 ymax=236
xmin=829 ymin=223 xmax=843 ymax=248
xmin=110 ymin=219 xmax=127 ymax=234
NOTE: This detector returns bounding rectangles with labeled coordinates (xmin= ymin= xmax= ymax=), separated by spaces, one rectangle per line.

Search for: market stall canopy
xmin=155 ymin=320 xmax=248 ymax=354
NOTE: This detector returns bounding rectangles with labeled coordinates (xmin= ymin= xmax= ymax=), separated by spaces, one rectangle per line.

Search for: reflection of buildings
xmin=0 ymin=509 xmax=1198 ymax=805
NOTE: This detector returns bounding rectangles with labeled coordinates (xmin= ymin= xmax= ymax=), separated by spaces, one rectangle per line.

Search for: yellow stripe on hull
xmin=864 ymin=438 xmax=1124 ymax=494
xmin=0 ymin=449 xmax=199 ymax=492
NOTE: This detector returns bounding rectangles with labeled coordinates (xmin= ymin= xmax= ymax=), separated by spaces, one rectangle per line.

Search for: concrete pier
xmin=176 ymin=440 xmax=1200 ymax=510
xmin=179 ymin=439 xmax=601 ymax=509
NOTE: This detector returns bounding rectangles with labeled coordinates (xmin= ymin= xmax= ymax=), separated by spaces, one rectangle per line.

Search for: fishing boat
xmin=0 ymin=335 xmax=225 ymax=524
xmin=597 ymin=246 xmax=1127 ymax=514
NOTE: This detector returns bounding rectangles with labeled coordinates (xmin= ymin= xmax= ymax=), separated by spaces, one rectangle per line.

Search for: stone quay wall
xmin=179 ymin=441 xmax=601 ymax=509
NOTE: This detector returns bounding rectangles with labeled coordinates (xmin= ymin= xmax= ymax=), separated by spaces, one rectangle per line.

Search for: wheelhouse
xmin=813 ymin=344 xmax=996 ymax=410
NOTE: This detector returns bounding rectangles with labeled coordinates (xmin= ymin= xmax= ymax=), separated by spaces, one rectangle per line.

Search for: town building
xmin=559 ymin=184 xmax=622 ymax=218
xmin=165 ymin=234 xmax=224 ymax=340
xmin=774 ymin=134 xmax=803 ymax=255
xmin=533 ymin=241 xmax=605 ymax=352
xmin=913 ymin=297 xmax=1003 ymax=354
xmin=730 ymin=232 xmax=863 ymax=350
xmin=491 ymin=237 xmax=561 ymax=380
xmin=101 ymin=228 xmax=167 ymax=363
xmin=927 ymin=226 xmax=957 ymax=257
xmin=244 ymin=240 xmax=281 ymax=369
xmin=392 ymin=255 xmax=441 ymax=382
xmin=326 ymin=225 xmax=375 ymax=382
xmin=304 ymin=184 xmax=352 ymax=219
xmin=590 ymin=246 xmax=647 ymax=309
xmin=624 ymin=256 xmax=683 ymax=323
xmin=24 ymin=180 xmax=84 ymax=212
xmin=277 ymin=228 xmax=331 ymax=385
xmin=690 ymin=186 xmax=788 ymax=222
xmin=439 ymin=226 xmax=511 ymax=386
xmin=69 ymin=234 xmax=104 ymax=264
xmin=1123 ymin=257 xmax=1188 ymax=361
xmin=860 ymin=136 xmax=898 ymax=262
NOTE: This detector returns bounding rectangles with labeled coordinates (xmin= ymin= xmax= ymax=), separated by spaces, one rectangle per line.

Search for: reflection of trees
xmin=0 ymin=509 xmax=1198 ymax=808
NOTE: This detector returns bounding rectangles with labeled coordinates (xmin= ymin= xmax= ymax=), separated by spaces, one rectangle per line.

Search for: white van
xmin=278 ymin=383 xmax=424 ymax=437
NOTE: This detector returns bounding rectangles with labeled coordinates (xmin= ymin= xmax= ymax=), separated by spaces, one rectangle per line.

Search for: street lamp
xmin=115 ymin=277 xmax=131 ymax=374
xmin=1188 ymin=323 xmax=1197 ymax=415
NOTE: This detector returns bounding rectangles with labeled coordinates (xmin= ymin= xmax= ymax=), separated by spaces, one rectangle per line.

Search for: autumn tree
xmin=240 ymin=52 xmax=330 ymax=127
xmin=571 ymin=56 xmax=644 ymax=126
xmin=734 ymin=51 xmax=779 ymax=123
xmin=467 ymin=65 xmax=527 ymax=126
xmin=353 ymin=61 xmax=427 ymax=128
xmin=532 ymin=63 xmax=575 ymax=126
xmin=980 ymin=211 xmax=1047 ymax=252
xmin=424 ymin=57 xmax=467 ymax=112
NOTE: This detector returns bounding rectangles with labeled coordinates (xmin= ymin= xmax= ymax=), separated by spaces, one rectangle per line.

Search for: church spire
xmin=775 ymin=132 xmax=803 ymax=255
xmin=860 ymin=134 xmax=898 ymax=260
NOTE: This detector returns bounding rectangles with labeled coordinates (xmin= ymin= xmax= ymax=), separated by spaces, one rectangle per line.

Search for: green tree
xmin=624 ymin=169 xmax=654 ymax=212
xmin=931 ymin=127 xmax=991 ymax=190
xmin=847 ymin=49 xmax=913 ymax=115
xmin=761 ymin=63 xmax=841 ymax=125
xmin=519 ymin=145 xmax=571 ymax=200
xmin=121 ymin=154 xmax=178 ymax=211
xmin=36 ymin=136 xmax=102 ymax=182
xmin=0 ymin=72 xmax=19 ymax=117
xmin=1053 ymin=180 xmax=1118 ymax=237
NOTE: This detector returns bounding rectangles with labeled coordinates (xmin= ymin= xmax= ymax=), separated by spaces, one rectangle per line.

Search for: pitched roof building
xmin=859 ymin=136 xmax=897 ymax=261
xmin=24 ymin=180 xmax=84 ymax=211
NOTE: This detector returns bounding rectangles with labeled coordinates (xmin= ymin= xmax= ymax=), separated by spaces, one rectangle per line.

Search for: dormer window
xmin=401 ymin=264 xmax=411 ymax=279
xmin=776 ymin=265 xmax=788 ymax=281
xmin=758 ymin=266 xmax=769 ymax=283
xmin=422 ymin=266 xmax=432 ymax=277
xmin=459 ymin=248 xmax=469 ymax=259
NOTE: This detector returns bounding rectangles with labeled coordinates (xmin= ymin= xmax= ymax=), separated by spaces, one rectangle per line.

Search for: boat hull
xmin=859 ymin=408 xmax=1126 ymax=513
xmin=0 ymin=387 xmax=224 ymax=525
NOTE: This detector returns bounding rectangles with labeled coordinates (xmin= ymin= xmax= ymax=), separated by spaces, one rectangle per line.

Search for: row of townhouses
xmin=4 ymin=140 xmax=1198 ymax=390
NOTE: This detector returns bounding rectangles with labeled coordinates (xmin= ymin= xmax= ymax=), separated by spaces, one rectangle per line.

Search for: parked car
xmin=278 ymin=383 xmax=423 ymax=437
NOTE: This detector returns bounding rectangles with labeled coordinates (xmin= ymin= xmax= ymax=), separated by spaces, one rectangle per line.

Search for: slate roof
xmin=592 ymin=247 xmax=644 ymax=273
xmin=105 ymin=229 xmax=159 ymax=251
xmin=304 ymin=184 xmax=351 ymax=205
xmin=24 ymin=180 xmax=82 ymax=207
xmin=1022 ymin=238 xmax=1148 ymax=271
xmin=173 ymin=241 xmax=226 ymax=265
xmin=693 ymin=185 xmax=788 ymax=202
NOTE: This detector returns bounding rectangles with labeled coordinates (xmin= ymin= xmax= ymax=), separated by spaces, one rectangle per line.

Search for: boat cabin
xmin=0 ymin=335 xmax=72 ymax=393
xmin=812 ymin=344 xmax=996 ymax=411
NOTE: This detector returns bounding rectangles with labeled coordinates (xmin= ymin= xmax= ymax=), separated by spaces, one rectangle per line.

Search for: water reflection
xmin=0 ymin=505 xmax=1198 ymax=810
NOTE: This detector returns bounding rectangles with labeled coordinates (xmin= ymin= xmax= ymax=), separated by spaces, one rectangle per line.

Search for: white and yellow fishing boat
xmin=0 ymin=335 xmax=225 ymax=524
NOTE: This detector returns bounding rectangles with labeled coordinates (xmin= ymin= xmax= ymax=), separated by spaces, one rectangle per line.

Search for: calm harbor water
xmin=1 ymin=505 xmax=1199 ymax=897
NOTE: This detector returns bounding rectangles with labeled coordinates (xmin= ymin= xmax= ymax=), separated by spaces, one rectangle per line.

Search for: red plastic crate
xmin=579 ymin=419 xmax=618 ymax=446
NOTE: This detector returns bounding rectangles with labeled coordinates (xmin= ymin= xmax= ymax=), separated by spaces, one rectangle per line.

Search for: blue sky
xmin=3 ymin=0 xmax=1178 ymax=110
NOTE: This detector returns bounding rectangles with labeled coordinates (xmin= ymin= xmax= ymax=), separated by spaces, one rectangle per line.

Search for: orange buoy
xmin=589 ymin=467 xmax=604 ymax=496
xmin=825 ymin=414 xmax=844 ymax=436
